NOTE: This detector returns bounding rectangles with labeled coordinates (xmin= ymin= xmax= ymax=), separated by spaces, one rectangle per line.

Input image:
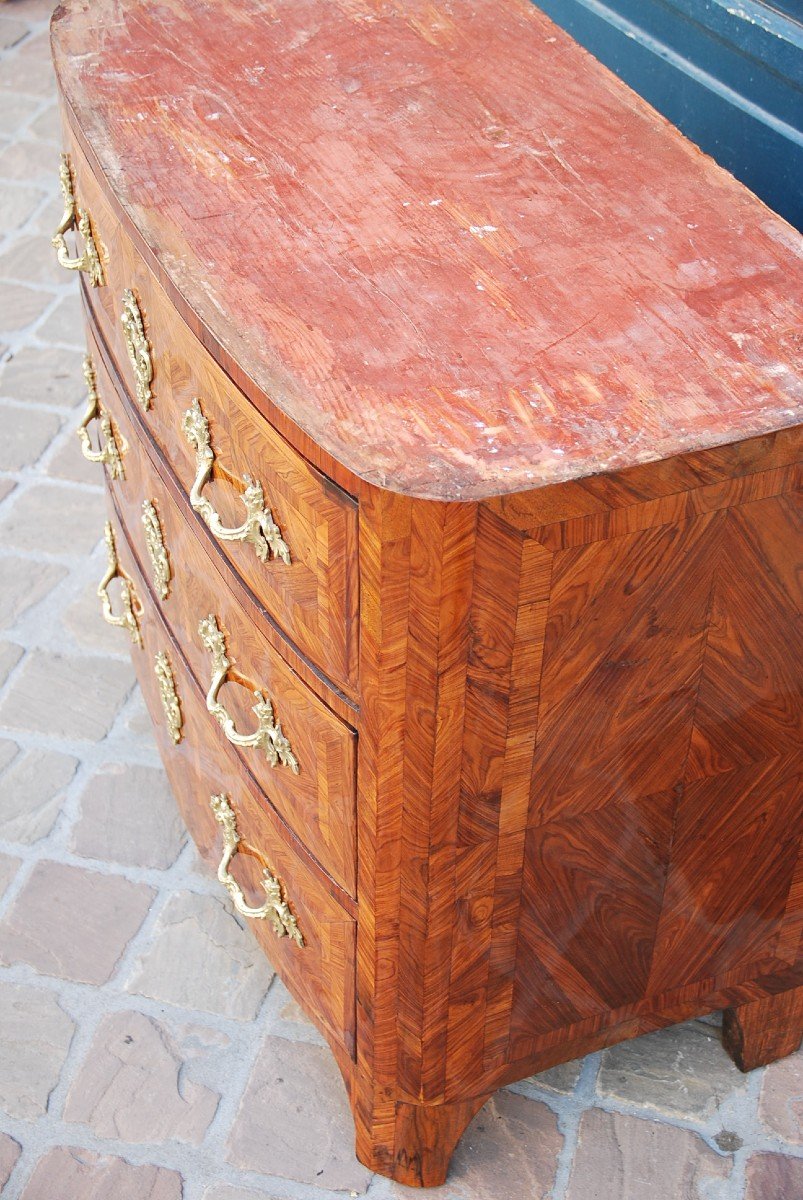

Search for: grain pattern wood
xmin=65 ymin=128 xmax=359 ymax=693
xmin=51 ymin=0 xmax=803 ymax=1186
xmin=723 ymin=987 xmax=803 ymax=1072
xmin=51 ymin=0 xmax=802 ymax=501
xmin=105 ymin=502 xmax=357 ymax=1066
xmin=82 ymin=297 xmax=359 ymax=724
xmin=86 ymin=317 xmax=358 ymax=897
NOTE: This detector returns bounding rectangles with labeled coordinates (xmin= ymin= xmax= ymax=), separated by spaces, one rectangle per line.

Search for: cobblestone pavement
xmin=0 ymin=2 xmax=801 ymax=1198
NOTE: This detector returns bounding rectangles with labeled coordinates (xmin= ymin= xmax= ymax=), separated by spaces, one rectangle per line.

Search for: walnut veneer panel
xmin=85 ymin=316 xmax=357 ymax=898
xmin=107 ymin=505 xmax=357 ymax=1064
xmin=53 ymin=0 xmax=803 ymax=1188
xmin=63 ymin=128 xmax=358 ymax=694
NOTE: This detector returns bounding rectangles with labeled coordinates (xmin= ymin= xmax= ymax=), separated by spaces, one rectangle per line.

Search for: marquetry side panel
xmin=396 ymin=502 xmax=477 ymax=1101
xmin=488 ymin=428 xmax=802 ymax=531
xmin=482 ymin=537 xmax=552 ymax=1066
xmin=353 ymin=487 xmax=414 ymax=1171
xmin=647 ymin=491 xmax=803 ymax=992
xmin=438 ymin=463 xmax=802 ymax=1090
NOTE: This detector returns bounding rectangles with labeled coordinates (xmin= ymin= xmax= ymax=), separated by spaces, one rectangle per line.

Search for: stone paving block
xmin=0 ymin=736 xmax=17 ymax=772
xmin=0 ymin=477 xmax=16 ymax=504
xmin=0 ymin=979 xmax=75 ymax=1118
xmin=0 ymin=136 xmax=57 ymax=183
xmin=525 ymin=1056 xmax=583 ymax=1096
xmin=0 ymin=32 xmax=53 ymax=95
xmin=0 ymin=744 xmax=76 ymax=842
xmin=0 ymin=344 xmax=85 ymax=406
xmin=19 ymin=1147 xmax=184 ymax=1200
xmin=0 ymin=860 xmax=155 ymax=984
xmin=0 ymin=1132 xmax=21 ymax=1191
xmin=64 ymin=1009 xmax=220 ymax=1144
xmin=203 ymin=1188 xmax=284 ymax=1200
xmin=26 ymin=101 xmax=61 ymax=143
xmin=565 ymin=1109 xmax=730 ymax=1200
xmin=227 ymin=1035 xmax=372 ymax=1192
xmin=47 ymin=424 xmax=102 ymax=483
xmin=0 ymin=482 xmax=103 ymax=555
xmin=63 ymin=575 xmax=137 ymax=654
xmin=278 ymin=990 xmax=315 ymax=1027
xmin=264 ymin=981 xmax=327 ymax=1049
xmin=29 ymin=187 xmax=64 ymax=235
xmin=744 ymin=1151 xmax=803 ymax=1200
xmin=0 ymin=180 xmax=45 ymax=230
xmin=0 ymin=402 xmax=60 ymax=469
xmin=758 ymin=1050 xmax=803 ymax=1144
xmin=0 ymin=93 xmax=39 ymax=137
xmin=391 ymin=1092 xmax=564 ymax=1200
xmin=0 ymin=849 xmax=20 ymax=896
xmin=183 ymin=837 xmax=215 ymax=881
xmin=0 ymin=230 xmax=64 ymax=285
xmin=597 ymin=1020 xmax=747 ymax=1118
xmin=13 ymin=28 xmax=52 ymax=58
xmin=9 ymin=0 xmax=59 ymax=21
xmin=125 ymin=686 xmax=158 ymax=737
xmin=0 ymin=638 xmax=23 ymax=684
xmin=0 ymin=279 xmax=52 ymax=331
xmin=0 ymin=556 xmax=66 ymax=629
xmin=119 ymin=685 xmax=162 ymax=755
xmin=0 ymin=18 xmax=28 ymax=52
xmin=127 ymin=891 xmax=273 ymax=1019
xmin=35 ymin=293 xmax=84 ymax=345
xmin=72 ymin=762 xmax=186 ymax=869
xmin=0 ymin=648 xmax=133 ymax=740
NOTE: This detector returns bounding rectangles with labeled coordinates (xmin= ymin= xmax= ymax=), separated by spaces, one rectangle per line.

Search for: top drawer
xmin=56 ymin=131 xmax=359 ymax=695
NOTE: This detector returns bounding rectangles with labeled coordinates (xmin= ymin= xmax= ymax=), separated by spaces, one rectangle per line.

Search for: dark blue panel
xmin=532 ymin=0 xmax=803 ymax=230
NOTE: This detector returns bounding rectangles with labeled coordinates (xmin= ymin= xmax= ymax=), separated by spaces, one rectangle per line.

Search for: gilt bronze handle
xmin=120 ymin=289 xmax=153 ymax=411
xmin=76 ymin=355 xmax=123 ymax=478
xmin=141 ymin=500 xmax=171 ymax=601
xmin=52 ymin=154 xmax=104 ymax=286
xmin=198 ymin=614 xmax=298 ymax=772
xmin=210 ymin=793 xmax=303 ymax=943
xmin=154 ymin=650 xmax=182 ymax=744
xmin=97 ymin=522 xmax=141 ymax=646
xmin=182 ymin=398 xmax=290 ymax=564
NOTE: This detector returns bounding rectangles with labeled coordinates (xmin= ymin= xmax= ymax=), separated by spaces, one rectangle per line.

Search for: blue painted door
xmin=532 ymin=0 xmax=803 ymax=231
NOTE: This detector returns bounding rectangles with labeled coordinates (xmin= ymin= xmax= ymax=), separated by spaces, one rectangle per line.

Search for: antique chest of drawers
xmin=51 ymin=0 xmax=802 ymax=1186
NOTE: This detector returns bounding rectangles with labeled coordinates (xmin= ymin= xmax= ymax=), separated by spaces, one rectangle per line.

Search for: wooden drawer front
xmin=103 ymin=504 xmax=356 ymax=1060
xmin=84 ymin=321 xmax=357 ymax=898
xmin=60 ymin=127 xmax=358 ymax=694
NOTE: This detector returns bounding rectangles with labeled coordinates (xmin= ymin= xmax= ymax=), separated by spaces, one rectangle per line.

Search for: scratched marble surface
xmin=51 ymin=0 xmax=803 ymax=499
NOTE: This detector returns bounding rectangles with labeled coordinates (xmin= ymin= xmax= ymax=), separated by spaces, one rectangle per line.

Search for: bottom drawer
xmin=98 ymin=499 xmax=357 ymax=1062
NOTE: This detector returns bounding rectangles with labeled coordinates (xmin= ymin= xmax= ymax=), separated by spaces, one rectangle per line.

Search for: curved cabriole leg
xmin=723 ymin=986 xmax=803 ymax=1072
xmin=355 ymin=1092 xmax=492 ymax=1187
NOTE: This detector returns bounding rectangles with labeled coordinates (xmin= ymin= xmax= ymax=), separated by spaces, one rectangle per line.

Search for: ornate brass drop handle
xmin=76 ymin=355 xmax=123 ymax=478
xmin=154 ymin=650 xmax=182 ymax=744
xmin=52 ymin=153 xmax=104 ymax=287
xmin=97 ymin=522 xmax=142 ymax=646
xmin=141 ymin=500 xmax=171 ymax=600
xmin=181 ymin=399 xmax=291 ymax=565
xmin=120 ymin=290 xmax=153 ymax=412
xmin=210 ymin=793 xmax=304 ymax=944
xmin=54 ymin=153 xmax=76 ymax=239
xmin=198 ymin=614 xmax=299 ymax=772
